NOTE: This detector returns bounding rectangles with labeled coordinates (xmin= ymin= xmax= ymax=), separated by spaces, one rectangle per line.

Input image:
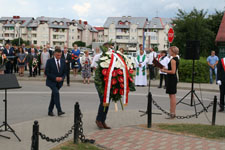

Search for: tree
xmin=172 ymin=8 xmax=215 ymax=57
xmin=11 ymin=38 xmax=29 ymax=46
xmin=72 ymin=41 xmax=86 ymax=47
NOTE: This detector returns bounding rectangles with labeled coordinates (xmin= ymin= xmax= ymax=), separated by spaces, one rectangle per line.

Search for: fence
xmin=31 ymin=102 xmax=95 ymax=150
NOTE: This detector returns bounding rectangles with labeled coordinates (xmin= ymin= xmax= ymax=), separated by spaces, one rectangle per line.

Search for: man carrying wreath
xmin=135 ymin=48 xmax=148 ymax=86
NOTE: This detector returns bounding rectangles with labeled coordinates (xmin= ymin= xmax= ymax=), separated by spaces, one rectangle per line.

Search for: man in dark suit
xmin=3 ymin=43 xmax=14 ymax=74
xmin=28 ymin=44 xmax=38 ymax=54
xmin=26 ymin=48 xmax=38 ymax=77
xmin=217 ymin=57 xmax=225 ymax=112
xmin=62 ymin=46 xmax=71 ymax=86
xmin=45 ymin=48 xmax=66 ymax=116
xmin=95 ymin=43 xmax=112 ymax=129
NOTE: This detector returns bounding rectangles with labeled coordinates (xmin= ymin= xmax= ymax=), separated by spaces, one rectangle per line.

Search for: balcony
xmin=116 ymin=32 xmax=129 ymax=36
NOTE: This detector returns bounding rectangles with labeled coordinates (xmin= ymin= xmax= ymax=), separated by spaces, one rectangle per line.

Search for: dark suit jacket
xmin=28 ymin=48 xmax=38 ymax=54
xmin=3 ymin=48 xmax=14 ymax=61
xmin=45 ymin=58 xmax=67 ymax=89
xmin=217 ymin=58 xmax=225 ymax=84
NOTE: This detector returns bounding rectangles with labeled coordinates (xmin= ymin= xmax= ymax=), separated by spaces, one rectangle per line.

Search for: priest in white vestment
xmin=135 ymin=49 xmax=148 ymax=86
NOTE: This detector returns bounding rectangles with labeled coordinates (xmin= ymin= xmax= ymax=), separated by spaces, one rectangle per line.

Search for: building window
xmin=72 ymin=36 xmax=74 ymax=39
xmin=77 ymin=35 xmax=80 ymax=39
xmin=33 ymin=40 xmax=37 ymax=44
xmin=32 ymin=34 xmax=37 ymax=38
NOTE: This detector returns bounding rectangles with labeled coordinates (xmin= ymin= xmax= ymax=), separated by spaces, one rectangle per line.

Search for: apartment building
xmin=103 ymin=16 xmax=173 ymax=52
xmin=94 ymin=27 xmax=104 ymax=43
xmin=0 ymin=16 xmax=98 ymax=49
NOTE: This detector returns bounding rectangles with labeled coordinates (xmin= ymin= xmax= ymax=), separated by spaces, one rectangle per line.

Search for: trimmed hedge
xmin=178 ymin=57 xmax=210 ymax=83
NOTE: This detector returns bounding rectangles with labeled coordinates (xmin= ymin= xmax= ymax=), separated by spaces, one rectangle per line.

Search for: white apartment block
xmin=103 ymin=16 xmax=173 ymax=52
xmin=0 ymin=16 xmax=98 ymax=49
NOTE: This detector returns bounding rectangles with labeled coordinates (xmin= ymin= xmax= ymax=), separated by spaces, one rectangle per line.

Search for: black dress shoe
xmin=58 ymin=111 xmax=65 ymax=116
xmin=48 ymin=112 xmax=55 ymax=116
xmin=218 ymin=108 xmax=224 ymax=112
xmin=158 ymin=86 xmax=162 ymax=88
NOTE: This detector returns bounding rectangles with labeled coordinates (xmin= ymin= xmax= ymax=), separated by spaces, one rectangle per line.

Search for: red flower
xmin=129 ymin=69 xmax=134 ymax=74
xmin=129 ymin=76 xmax=134 ymax=82
xmin=113 ymin=88 xmax=118 ymax=95
xmin=102 ymin=69 xmax=108 ymax=76
xmin=120 ymin=83 xmax=124 ymax=88
xmin=111 ymin=78 xmax=117 ymax=85
xmin=112 ymin=70 xmax=117 ymax=77
xmin=117 ymin=69 xmax=123 ymax=75
xmin=104 ymin=76 xmax=107 ymax=81
xmin=118 ymin=76 xmax=124 ymax=83
xmin=119 ymin=89 xmax=124 ymax=95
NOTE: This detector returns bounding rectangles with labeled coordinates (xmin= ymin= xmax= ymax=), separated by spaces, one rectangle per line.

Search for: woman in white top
xmin=41 ymin=47 xmax=50 ymax=73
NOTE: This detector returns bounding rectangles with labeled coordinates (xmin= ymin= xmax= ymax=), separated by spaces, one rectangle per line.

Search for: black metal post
xmin=74 ymin=102 xmax=79 ymax=144
xmin=147 ymin=92 xmax=152 ymax=128
xmin=212 ymin=96 xmax=217 ymax=126
xmin=31 ymin=121 xmax=39 ymax=150
xmin=4 ymin=89 xmax=7 ymax=131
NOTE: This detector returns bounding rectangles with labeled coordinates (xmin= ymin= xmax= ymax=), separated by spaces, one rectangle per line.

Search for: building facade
xmin=103 ymin=16 xmax=173 ymax=52
xmin=0 ymin=16 xmax=98 ymax=49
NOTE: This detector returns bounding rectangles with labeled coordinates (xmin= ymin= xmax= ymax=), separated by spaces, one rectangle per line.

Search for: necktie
xmin=57 ymin=59 xmax=60 ymax=72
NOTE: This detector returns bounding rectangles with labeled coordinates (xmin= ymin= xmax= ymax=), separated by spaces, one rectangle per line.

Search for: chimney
xmin=84 ymin=21 xmax=88 ymax=25
xmin=79 ymin=20 xmax=82 ymax=24
xmin=13 ymin=16 xmax=17 ymax=19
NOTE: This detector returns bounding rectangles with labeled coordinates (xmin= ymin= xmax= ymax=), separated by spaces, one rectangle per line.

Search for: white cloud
xmin=72 ymin=2 xmax=91 ymax=18
xmin=164 ymin=3 xmax=182 ymax=10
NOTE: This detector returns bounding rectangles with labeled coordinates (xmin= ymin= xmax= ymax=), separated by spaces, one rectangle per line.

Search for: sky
xmin=0 ymin=0 xmax=224 ymax=26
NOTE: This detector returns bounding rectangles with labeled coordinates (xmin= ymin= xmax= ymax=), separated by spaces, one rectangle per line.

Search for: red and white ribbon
xmin=221 ymin=58 xmax=225 ymax=71
xmin=103 ymin=52 xmax=129 ymax=106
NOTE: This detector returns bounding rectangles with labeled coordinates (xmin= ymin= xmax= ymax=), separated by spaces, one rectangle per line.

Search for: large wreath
xmin=94 ymin=46 xmax=136 ymax=109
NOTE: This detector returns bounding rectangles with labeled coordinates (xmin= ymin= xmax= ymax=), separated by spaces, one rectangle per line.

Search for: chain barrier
xmin=38 ymin=125 xmax=74 ymax=143
xmin=77 ymin=108 xmax=95 ymax=143
xmin=152 ymin=98 xmax=214 ymax=119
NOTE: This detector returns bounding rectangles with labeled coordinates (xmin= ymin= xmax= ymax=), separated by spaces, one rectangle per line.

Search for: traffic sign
xmin=168 ymin=28 xmax=174 ymax=43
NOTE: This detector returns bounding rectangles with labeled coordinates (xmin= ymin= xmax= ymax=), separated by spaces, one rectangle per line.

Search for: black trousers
xmin=219 ymin=84 xmax=225 ymax=110
xmin=5 ymin=61 xmax=13 ymax=74
xmin=48 ymin=84 xmax=62 ymax=113
xmin=66 ymin=63 xmax=70 ymax=85
xmin=95 ymin=84 xmax=110 ymax=123
xmin=148 ymin=64 xmax=155 ymax=80
xmin=29 ymin=66 xmax=37 ymax=76
xmin=37 ymin=64 xmax=41 ymax=75
xmin=159 ymin=74 xmax=167 ymax=87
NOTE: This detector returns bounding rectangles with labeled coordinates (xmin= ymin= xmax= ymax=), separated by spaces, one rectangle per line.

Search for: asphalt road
xmin=0 ymin=81 xmax=219 ymax=125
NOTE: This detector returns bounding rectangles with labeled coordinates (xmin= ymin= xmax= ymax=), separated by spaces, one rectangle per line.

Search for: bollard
xmin=147 ymin=92 xmax=152 ymax=128
xmin=212 ymin=96 xmax=217 ymax=126
xmin=74 ymin=102 xmax=79 ymax=144
xmin=31 ymin=121 xmax=39 ymax=150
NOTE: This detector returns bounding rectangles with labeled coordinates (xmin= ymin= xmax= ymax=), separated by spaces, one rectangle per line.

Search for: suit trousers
xmin=66 ymin=63 xmax=70 ymax=85
xmin=5 ymin=61 xmax=12 ymax=74
xmin=148 ymin=64 xmax=155 ymax=80
xmin=219 ymin=84 xmax=225 ymax=110
xmin=159 ymin=74 xmax=167 ymax=87
xmin=48 ymin=84 xmax=62 ymax=113
xmin=95 ymin=84 xmax=110 ymax=123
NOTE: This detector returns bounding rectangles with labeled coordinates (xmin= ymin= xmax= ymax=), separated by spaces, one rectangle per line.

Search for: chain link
xmin=38 ymin=125 xmax=74 ymax=143
xmin=152 ymin=98 xmax=214 ymax=119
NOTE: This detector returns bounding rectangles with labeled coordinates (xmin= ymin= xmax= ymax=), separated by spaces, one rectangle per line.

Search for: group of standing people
xmin=135 ymin=44 xmax=180 ymax=119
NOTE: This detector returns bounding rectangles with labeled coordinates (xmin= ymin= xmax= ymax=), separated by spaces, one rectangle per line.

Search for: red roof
xmin=94 ymin=27 xmax=104 ymax=31
xmin=216 ymin=12 xmax=225 ymax=42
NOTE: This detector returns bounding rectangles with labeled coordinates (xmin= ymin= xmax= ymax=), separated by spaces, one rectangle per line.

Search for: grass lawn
xmin=156 ymin=123 xmax=225 ymax=140
xmin=51 ymin=141 xmax=102 ymax=150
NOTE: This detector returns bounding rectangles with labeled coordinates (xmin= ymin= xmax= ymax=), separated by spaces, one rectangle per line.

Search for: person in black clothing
xmin=217 ymin=57 xmax=225 ymax=112
xmin=36 ymin=45 xmax=42 ymax=76
xmin=62 ymin=46 xmax=71 ymax=86
xmin=26 ymin=48 xmax=38 ymax=77
xmin=3 ymin=43 xmax=14 ymax=74
xmin=11 ymin=45 xmax=18 ymax=73
xmin=160 ymin=46 xmax=179 ymax=119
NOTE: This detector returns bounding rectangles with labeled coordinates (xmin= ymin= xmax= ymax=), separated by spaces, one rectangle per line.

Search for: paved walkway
xmin=88 ymin=126 xmax=225 ymax=150
xmin=0 ymin=72 xmax=223 ymax=150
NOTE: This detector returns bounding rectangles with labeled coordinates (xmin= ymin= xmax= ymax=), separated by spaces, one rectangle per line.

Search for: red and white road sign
xmin=168 ymin=28 xmax=174 ymax=43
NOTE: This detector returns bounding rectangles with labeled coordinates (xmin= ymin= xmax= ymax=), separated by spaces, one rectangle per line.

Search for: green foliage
xmin=11 ymin=38 xmax=29 ymax=46
xmin=158 ymin=123 xmax=225 ymax=139
xmin=172 ymin=8 xmax=223 ymax=57
xmin=178 ymin=57 xmax=209 ymax=83
xmin=87 ymin=44 xmax=92 ymax=49
xmin=73 ymin=41 xmax=86 ymax=47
